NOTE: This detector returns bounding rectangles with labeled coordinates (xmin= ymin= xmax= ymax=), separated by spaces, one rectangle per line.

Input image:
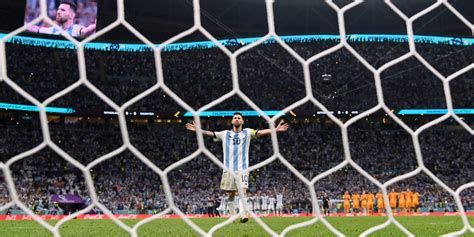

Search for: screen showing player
xmin=24 ymin=0 xmax=97 ymax=38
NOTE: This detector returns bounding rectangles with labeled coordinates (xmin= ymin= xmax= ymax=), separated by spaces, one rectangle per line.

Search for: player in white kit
xmin=275 ymin=187 xmax=285 ymax=216
xmin=250 ymin=194 xmax=258 ymax=214
xmin=247 ymin=194 xmax=254 ymax=213
xmin=261 ymin=193 xmax=269 ymax=214
xmin=268 ymin=194 xmax=276 ymax=214
xmin=218 ymin=195 xmax=227 ymax=216
xmin=255 ymin=191 xmax=262 ymax=214
xmin=186 ymin=112 xmax=289 ymax=222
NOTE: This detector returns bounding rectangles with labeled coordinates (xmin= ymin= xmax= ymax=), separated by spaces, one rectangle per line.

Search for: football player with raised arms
xmin=186 ymin=112 xmax=289 ymax=222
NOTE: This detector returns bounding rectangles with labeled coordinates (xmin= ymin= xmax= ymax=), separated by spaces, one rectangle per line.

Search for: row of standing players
xmin=206 ymin=189 xmax=420 ymax=217
xmin=207 ymin=192 xmax=286 ymax=217
xmin=342 ymin=189 xmax=421 ymax=215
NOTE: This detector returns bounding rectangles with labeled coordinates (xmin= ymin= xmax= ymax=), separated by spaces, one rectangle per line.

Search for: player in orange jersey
xmin=361 ymin=191 xmax=368 ymax=216
xmin=388 ymin=189 xmax=398 ymax=213
xmin=352 ymin=192 xmax=360 ymax=214
xmin=376 ymin=191 xmax=384 ymax=214
xmin=343 ymin=191 xmax=351 ymax=214
xmin=367 ymin=192 xmax=375 ymax=215
xmin=412 ymin=191 xmax=420 ymax=213
xmin=405 ymin=189 xmax=413 ymax=214
xmin=398 ymin=190 xmax=406 ymax=214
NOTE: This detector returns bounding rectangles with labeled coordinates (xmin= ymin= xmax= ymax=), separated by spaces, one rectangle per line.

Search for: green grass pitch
xmin=0 ymin=216 xmax=473 ymax=236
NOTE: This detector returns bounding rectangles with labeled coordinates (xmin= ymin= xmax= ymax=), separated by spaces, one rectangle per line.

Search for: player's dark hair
xmin=233 ymin=112 xmax=243 ymax=119
xmin=60 ymin=0 xmax=77 ymax=12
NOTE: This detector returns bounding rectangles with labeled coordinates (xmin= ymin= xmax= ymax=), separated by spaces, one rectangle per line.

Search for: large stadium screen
xmin=24 ymin=0 xmax=97 ymax=38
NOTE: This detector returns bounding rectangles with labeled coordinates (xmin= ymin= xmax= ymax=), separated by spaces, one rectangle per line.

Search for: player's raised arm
xmin=255 ymin=120 xmax=289 ymax=138
xmin=80 ymin=20 xmax=96 ymax=38
xmin=185 ymin=121 xmax=215 ymax=137
xmin=28 ymin=25 xmax=40 ymax=33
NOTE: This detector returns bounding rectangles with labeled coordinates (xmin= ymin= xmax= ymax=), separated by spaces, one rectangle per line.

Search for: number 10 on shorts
xmin=241 ymin=174 xmax=249 ymax=187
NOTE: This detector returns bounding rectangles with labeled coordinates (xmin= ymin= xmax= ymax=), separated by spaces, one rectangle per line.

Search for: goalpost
xmin=0 ymin=0 xmax=473 ymax=236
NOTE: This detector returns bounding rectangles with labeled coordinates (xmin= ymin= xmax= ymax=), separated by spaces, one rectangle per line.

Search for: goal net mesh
xmin=0 ymin=0 xmax=473 ymax=236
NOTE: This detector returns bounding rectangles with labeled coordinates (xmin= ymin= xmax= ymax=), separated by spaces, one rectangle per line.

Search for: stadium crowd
xmin=0 ymin=38 xmax=472 ymax=215
xmin=4 ymin=37 xmax=472 ymax=111
xmin=0 ymin=118 xmax=472 ymax=215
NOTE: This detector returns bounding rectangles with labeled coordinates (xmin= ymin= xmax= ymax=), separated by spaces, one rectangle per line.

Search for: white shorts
xmin=248 ymin=202 xmax=253 ymax=211
xmin=276 ymin=204 xmax=283 ymax=210
xmin=220 ymin=171 xmax=249 ymax=191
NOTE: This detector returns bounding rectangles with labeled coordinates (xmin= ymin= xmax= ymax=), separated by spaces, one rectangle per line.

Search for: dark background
xmin=0 ymin=0 xmax=472 ymax=42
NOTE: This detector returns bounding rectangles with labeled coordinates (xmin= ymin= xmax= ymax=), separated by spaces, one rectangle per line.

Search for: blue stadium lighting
xmin=2 ymin=104 xmax=473 ymax=116
xmin=1 ymin=34 xmax=472 ymax=117
xmin=0 ymin=102 xmax=75 ymax=114
xmin=398 ymin=109 xmax=474 ymax=115
xmin=2 ymin=33 xmax=472 ymax=52
xmin=183 ymin=111 xmax=284 ymax=117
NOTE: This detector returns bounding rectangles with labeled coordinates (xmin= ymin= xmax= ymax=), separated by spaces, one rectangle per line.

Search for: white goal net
xmin=0 ymin=0 xmax=473 ymax=236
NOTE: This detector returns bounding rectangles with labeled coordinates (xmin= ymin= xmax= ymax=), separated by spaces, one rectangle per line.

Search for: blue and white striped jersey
xmin=214 ymin=128 xmax=257 ymax=172
xmin=39 ymin=24 xmax=83 ymax=37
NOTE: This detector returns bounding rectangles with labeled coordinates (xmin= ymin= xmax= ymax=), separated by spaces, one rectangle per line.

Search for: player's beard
xmin=56 ymin=14 xmax=68 ymax=24
xmin=233 ymin=123 xmax=242 ymax=131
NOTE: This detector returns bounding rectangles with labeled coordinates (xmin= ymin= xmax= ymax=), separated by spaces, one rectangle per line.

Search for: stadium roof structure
xmin=0 ymin=0 xmax=472 ymax=42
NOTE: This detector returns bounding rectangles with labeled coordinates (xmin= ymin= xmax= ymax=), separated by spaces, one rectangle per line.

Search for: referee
xmin=322 ymin=192 xmax=330 ymax=216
